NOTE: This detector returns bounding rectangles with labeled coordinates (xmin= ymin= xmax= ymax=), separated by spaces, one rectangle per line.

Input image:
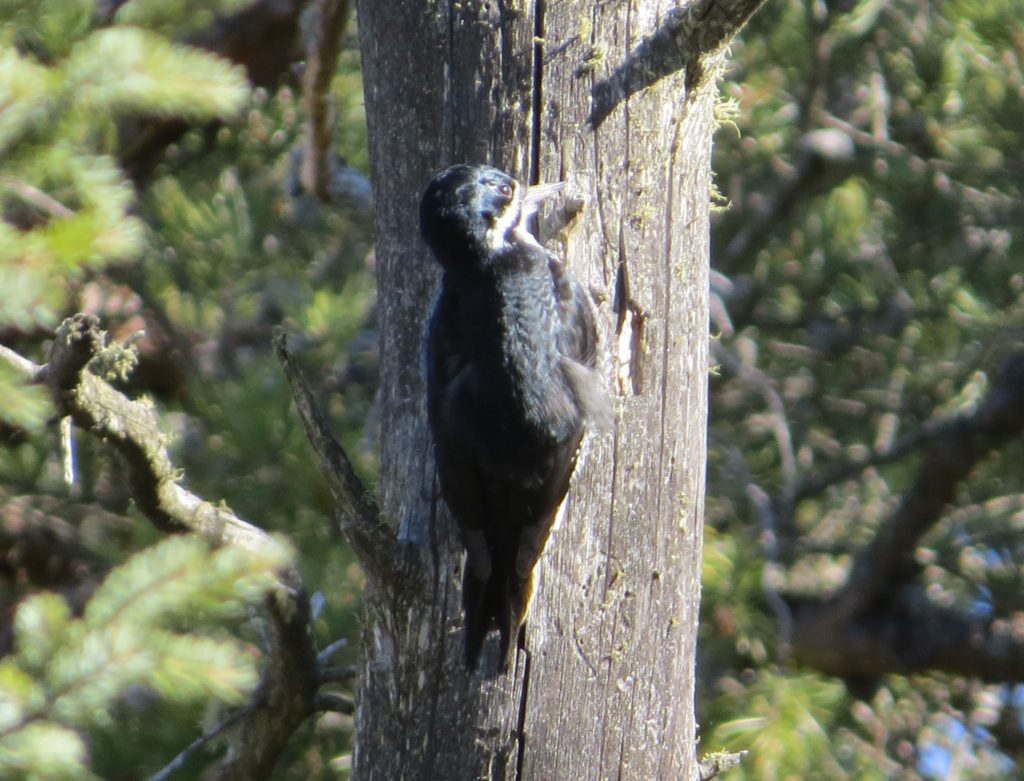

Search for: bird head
xmin=419 ymin=164 xmax=562 ymax=271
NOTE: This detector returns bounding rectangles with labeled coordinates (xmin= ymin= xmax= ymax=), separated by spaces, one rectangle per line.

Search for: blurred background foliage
xmin=1 ymin=0 xmax=370 ymax=777
xmin=703 ymin=0 xmax=1024 ymax=779
xmin=3 ymin=0 xmax=1024 ymax=778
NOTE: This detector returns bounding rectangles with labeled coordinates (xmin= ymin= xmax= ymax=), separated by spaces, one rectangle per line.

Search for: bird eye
xmin=496 ymin=183 xmax=513 ymax=198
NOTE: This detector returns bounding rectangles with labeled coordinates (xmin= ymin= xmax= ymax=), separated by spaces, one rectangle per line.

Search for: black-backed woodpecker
xmin=420 ymin=164 xmax=608 ymax=671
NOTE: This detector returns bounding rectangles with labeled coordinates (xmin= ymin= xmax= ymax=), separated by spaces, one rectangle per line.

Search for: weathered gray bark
xmin=353 ymin=1 xmax=762 ymax=778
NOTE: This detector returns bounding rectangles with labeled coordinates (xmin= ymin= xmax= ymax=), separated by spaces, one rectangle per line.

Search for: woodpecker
xmin=420 ymin=164 xmax=608 ymax=671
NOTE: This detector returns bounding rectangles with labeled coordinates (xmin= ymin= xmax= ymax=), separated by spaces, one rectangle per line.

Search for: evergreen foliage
xmin=0 ymin=0 xmax=248 ymax=428
xmin=703 ymin=1 xmax=1024 ymax=777
xmin=2 ymin=1 xmax=369 ymax=776
xmin=3 ymin=0 xmax=1022 ymax=777
xmin=0 ymin=534 xmax=291 ymax=780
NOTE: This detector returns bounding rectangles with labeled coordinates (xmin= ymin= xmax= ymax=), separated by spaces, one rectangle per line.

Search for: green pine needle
xmin=115 ymin=0 xmax=254 ymax=36
xmin=0 ymin=534 xmax=292 ymax=776
xmin=84 ymin=535 xmax=290 ymax=629
xmin=0 ymin=47 xmax=57 ymax=155
xmin=147 ymin=631 xmax=259 ymax=704
xmin=66 ymin=28 xmax=250 ymax=121
xmin=0 ymin=722 xmax=97 ymax=781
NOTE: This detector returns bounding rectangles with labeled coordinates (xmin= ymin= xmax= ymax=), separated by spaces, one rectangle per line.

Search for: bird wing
xmin=549 ymin=255 xmax=599 ymax=368
xmin=549 ymin=256 xmax=613 ymax=430
xmin=426 ymin=284 xmax=489 ymax=548
xmin=427 ymin=261 xmax=604 ymax=670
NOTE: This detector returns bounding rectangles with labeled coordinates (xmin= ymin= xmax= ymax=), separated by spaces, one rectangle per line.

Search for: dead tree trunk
xmin=353 ymin=1 xmax=763 ymax=778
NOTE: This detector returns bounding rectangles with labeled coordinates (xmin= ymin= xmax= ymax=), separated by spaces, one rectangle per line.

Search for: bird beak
xmin=521 ymin=181 xmax=565 ymax=217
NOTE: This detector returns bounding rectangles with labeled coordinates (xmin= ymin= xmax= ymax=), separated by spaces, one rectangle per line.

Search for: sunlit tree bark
xmin=352 ymin=2 xmax=764 ymax=777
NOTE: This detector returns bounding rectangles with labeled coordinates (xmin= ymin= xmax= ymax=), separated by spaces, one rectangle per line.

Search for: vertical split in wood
xmin=516 ymin=5 xmax=547 ymax=775
xmin=529 ymin=0 xmax=546 ymax=185
xmin=613 ymin=262 xmax=646 ymax=396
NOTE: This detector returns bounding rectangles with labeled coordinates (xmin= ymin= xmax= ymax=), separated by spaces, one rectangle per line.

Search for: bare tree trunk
xmin=353 ymin=1 xmax=762 ymax=778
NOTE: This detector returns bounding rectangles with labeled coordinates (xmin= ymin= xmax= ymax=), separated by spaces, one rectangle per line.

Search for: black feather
xmin=421 ymin=164 xmax=606 ymax=671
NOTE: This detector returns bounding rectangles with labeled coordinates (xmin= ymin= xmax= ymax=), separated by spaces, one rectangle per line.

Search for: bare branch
xmin=299 ymin=0 xmax=350 ymax=200
xmin=319 ymin=664 xmax=359 ymax=684
xmin=313 ymin=692 xmax=356 ymax=714
xmin=272 ymin=327 xmax=397 ymax=587
xmin=711 ymin=341 xmax=797 ymax=490
xmin=0 ymin=343 xmax=39 ymax=375
xmin=589 ymin=0 xmax=769 ymax=128
xmin=202 ymin=580 xmax=319 ymax=781
xmin=4 ymin=179 xmax=75 ymax=218
xmin=40 ymin=315 xmax=266 ymax=547
xmin=147 ymin=705 xmax=251 ymax=781
xmin=715 ymin=441 xmax=794 ymax=658
xmin=699 ymin=750 xmax=747 ymax=780
xmin=691 ymin=0 xmax=771 ymax=60
xmin=746 ymin=482 xmax=793 ymax=659
xmin=834 ymin=352 xmax=1024 ymax=622
xmin=2 ymin=316 xmax=322 ymax=781
xmin=792 ymin=597 xmax=1024 ymax=684
xmin=317 ymin=636 xmax=350 ymax=665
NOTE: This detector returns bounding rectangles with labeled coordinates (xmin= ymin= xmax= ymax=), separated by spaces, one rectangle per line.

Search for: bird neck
xmin=452 ymin=252 xmax=569 ymax=429
xmin=449 ymin=249 xmax=557 ymax=359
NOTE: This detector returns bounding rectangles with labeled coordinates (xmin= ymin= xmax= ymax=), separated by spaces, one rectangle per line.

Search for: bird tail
xmin=462 ymin=563 xmax=533 ymax=672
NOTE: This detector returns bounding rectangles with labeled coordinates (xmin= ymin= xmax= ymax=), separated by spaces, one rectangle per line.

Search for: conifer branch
xmin=789 ymin=352 xmax=1024 ymax=680
xmin=1 ymin=316 xmax=324 ymax=781
xmin=120 ymin=0 xmax=309 ymax=182
xmin=201 ymin=574 xmax=320 ymax=781
xmin=834 ymin=351 xmax=1024 ymax=621
xmin=40 ymin=314 xmax=265 ymax=547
